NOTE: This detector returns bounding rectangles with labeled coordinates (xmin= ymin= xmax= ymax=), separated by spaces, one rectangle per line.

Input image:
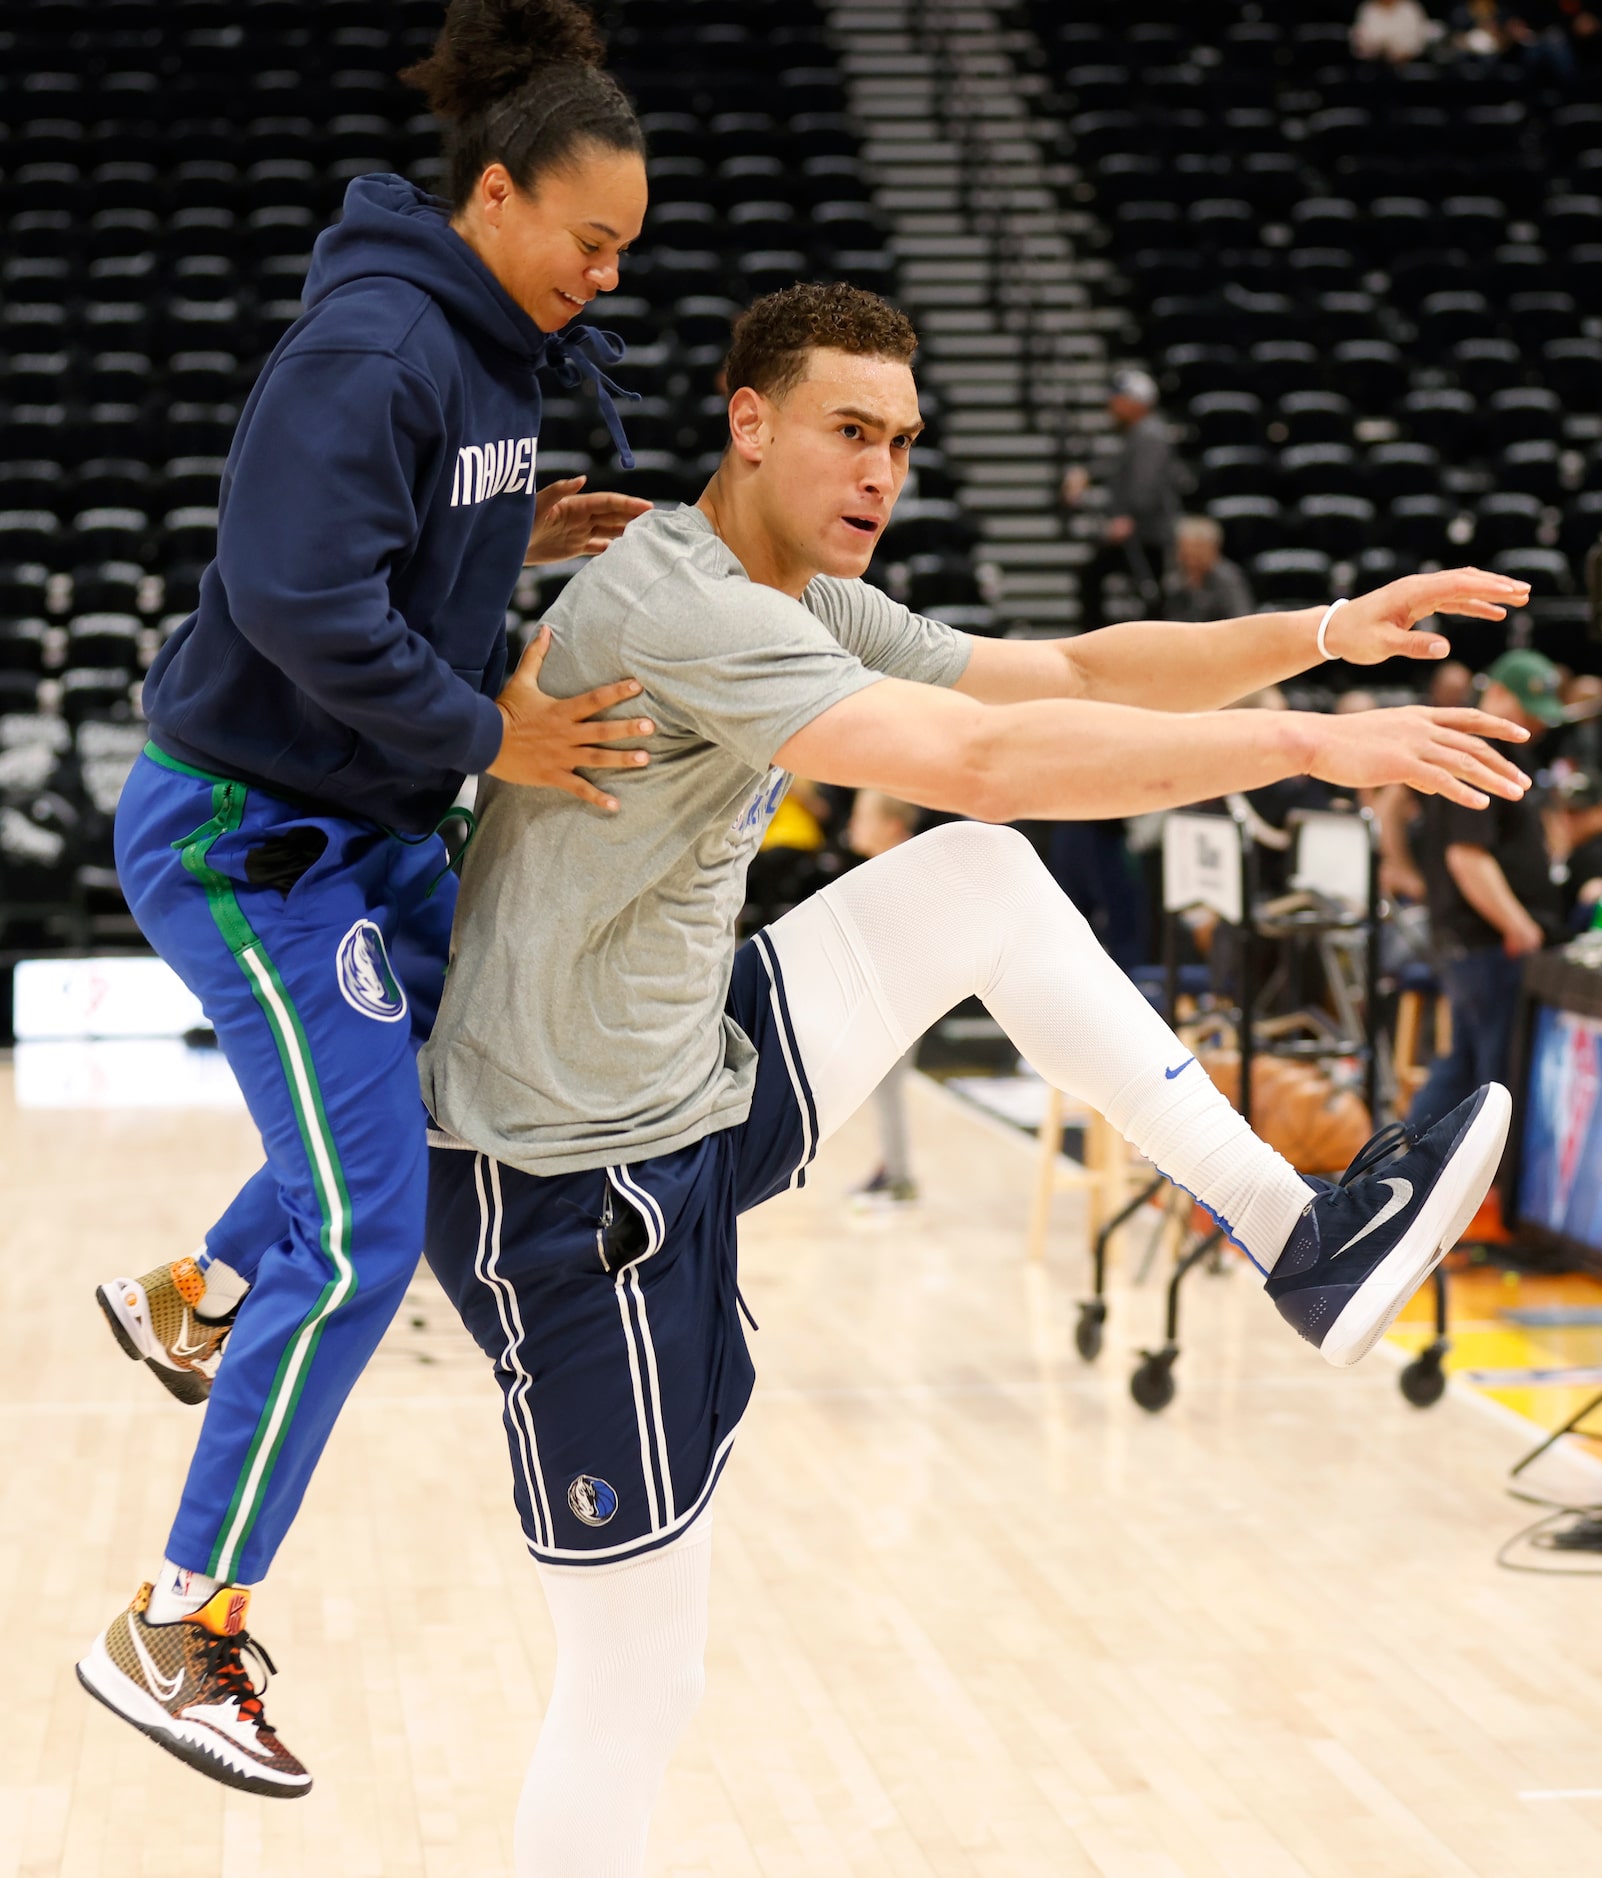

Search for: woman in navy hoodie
xmin=78 ymin=0 xmax=650 ymax=1795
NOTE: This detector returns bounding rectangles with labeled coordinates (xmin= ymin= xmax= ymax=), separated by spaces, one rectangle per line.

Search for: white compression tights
xmin=513 ymin=825 xmax=1316 ymax=1878
xmin=515 ymin=1514 xmax=713 ymax=1878
xmin=770 ymin=822 xmax=1312 ymax=1269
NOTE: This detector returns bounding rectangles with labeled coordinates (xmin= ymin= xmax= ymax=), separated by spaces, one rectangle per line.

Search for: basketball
xmin=1201 ymin=1049 xmax=1372 ymax=1174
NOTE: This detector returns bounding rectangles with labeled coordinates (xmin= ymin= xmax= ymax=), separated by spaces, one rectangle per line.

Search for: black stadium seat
xmin=1250 ymin=548 xmax=1333 ymax=607
xmin=1474 ymin=491 xmax=1545 ymax=558
xmin=1206 ymin=494 xmax=1282 ymax=564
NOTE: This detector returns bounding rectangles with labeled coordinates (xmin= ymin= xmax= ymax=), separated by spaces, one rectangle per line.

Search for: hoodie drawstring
xmin=542 ymin=324 xmax=640 ymax=470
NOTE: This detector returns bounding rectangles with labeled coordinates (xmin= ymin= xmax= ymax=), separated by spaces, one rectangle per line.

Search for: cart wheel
xmin=1130 ymin=1345 xmax=1178 ymax=1413
xmin=1400 ymin=1339 xmax=1448 ymax=1409
xmin=1074 ymin=1299 xmax=1107 ymax=1363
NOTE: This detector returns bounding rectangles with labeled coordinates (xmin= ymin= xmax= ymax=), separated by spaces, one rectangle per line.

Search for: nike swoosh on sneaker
xmin=1332 ymin=1177 xmax=1415 ymax=1259
xmin=128 ymin=1618 xmax=185 ymax=1703
xmin=171 ymin=1309 xmax=213 ymax=1361
xmin=1164 ymin=1057 xmax=1196 ymax=1079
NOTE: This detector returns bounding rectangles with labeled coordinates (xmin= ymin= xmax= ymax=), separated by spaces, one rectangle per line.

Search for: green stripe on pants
xmin=175 ymin=781 xmax=358 ymax=1581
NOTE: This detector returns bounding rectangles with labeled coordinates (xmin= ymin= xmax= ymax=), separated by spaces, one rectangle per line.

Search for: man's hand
xmin=487 ymin=626 xmax=653 ymax=812
xmin=1104 ymin=513 xmax=1135 ymax=544
xmin=1061 ymin=465 xmax=1089 ymax=506
xmin=1322 ymin=567 xmax=1530 ymax=666
xmin=525 ymin=476 xmax=653 ymax=565
xmin=1503 ymin=910 xmax=1546 ymax=958
xmin=1306 ymin=705 xmax=1531 ymax=809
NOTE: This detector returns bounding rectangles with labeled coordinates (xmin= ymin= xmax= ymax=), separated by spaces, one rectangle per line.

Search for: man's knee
xmin=915 ymin=817 xmax=1037 ymax=879
xmin=916 ymin=820 xmax=1085 ymax=922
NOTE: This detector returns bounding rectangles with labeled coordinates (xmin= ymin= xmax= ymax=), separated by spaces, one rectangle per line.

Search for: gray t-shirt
xmin=418 ymin=503 xmax=971 ymax=1176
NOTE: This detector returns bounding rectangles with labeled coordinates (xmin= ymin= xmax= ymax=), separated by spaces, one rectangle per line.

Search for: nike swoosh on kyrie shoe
xmin=171 ymin=1309 xmax=213 ymax=1361
xmin=1164 ymin=1057 xmax=1196 ymax=1079
xmin=128 ymin=1616 xmax=185 ymax=1703
xmin=1331 ymin=1177 xmax=1413 ymax=1258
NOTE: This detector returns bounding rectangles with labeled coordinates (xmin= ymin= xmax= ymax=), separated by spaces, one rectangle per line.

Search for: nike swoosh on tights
xmin=1332 ymin=1177 xmax=1415 ymax=1259
xmin=1164 ymin=1057 xmax=1196 ymax=1080
xmin=128 ymin=1620 xmax=185 ymax=1704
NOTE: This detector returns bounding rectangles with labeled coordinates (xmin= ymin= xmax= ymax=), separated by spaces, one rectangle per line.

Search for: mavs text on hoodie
xmin=144 ymin=176 xmax=558 ymax=833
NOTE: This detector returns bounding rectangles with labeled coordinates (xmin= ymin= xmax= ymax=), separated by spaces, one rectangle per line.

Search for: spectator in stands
xmin=1062 ymin=368 xmax=1182 ymax=630
xmin=1454 ymin=1 xmax=1598 ymax=71
xmin=1047 ymin=812 xmax=1149 ymax=974
xmin=1552 ymin=766 xmax=1602 ymax=927
xmin=845 ymin=791 xmax=924 ymax=1210
xmin=1554 ymin=671 xmax=1602 ymax=776
xmin=1410 ymin=649 xmax=1567 ymax=1129
xmin=1353 ymin=0 xmax=1442 ymax=62
xmin=1429 ymin=659 xmax=1474 ymax=710
xmin=1162 ymin=515 xmax=1253 ymax=623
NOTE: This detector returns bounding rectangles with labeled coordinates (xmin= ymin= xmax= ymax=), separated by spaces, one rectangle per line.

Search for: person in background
xmin=1162 ymin=514 xmax=1253 ymax=623
xmin=742 ymin=775 xmax=836 ymax=928
xmin=845 ymin=790 xmax=923 ymax=1209
xmin=1551 ymin=767 xmax=1602 ymax=927
xmin=1046 ymin=813 xmax=1149 ymax=972
xmin=1411 ymin=649 xmax=1567 ymax=1130
xmin=1062 ymin=368 xmax=1182 ymax=630
xmin=1554 ymin=671 xmax=1602 ymax=776
xmin=1429 ymin=658 xmax=1474 ymax=710
xmin=1353 ymin=0 xmax=1442 ymax=61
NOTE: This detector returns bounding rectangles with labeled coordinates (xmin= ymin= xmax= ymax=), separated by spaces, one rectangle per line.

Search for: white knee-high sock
xmin=515 ymin=1515 xmax=713 ymax=1878
xmin=770 ymin=823 xmax=1313 ymax=1271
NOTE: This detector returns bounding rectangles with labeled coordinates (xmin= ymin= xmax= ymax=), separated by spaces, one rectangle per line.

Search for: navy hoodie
xmin=143 ymin=175 xmax=632 ymax=834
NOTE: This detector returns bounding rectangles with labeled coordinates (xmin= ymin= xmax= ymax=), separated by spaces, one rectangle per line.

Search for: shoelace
xmin=1335 ymin=1119 xmax=1417 ymax=1190
xmin=541 ymin=323 xmax=640 ymax=469
xmin=199 ymin=1627 xmax=279 ymax=1731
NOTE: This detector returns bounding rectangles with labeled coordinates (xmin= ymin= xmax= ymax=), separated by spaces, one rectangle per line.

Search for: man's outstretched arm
xmin=775 ymin=681 xmax=1531 ymax=824
xmin=953 ymin=568 xmax=1530 ymax=712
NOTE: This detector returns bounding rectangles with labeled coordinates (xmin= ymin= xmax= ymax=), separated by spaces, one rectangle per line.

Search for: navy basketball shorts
xmin=423 ymin=932 xmax=818 ymax=1567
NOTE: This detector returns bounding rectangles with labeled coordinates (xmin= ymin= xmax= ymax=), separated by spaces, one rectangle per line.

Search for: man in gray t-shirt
xmin=420 ymin=501 xmax=968 ymax=1175
xmin=415 ymin=284 xmax=1529 ymax=1863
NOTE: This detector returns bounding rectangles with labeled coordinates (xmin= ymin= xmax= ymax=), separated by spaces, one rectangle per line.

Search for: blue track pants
xmin=114 ymin=746 xmax=455 ymax=1583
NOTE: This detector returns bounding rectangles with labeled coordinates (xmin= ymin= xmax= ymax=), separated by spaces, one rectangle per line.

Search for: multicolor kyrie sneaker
xmin=1268 ymin=1083 xmax=1512 ymax=1368
xmin=95 ymin=1257 xmax=234 ymax=1405
xmin=77 ymin=1583 xmax=311 ymax=1797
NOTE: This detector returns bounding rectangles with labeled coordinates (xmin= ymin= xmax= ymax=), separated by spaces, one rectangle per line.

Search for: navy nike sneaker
xmin=1266 ymin=1083 xmax=1512 ymax=1368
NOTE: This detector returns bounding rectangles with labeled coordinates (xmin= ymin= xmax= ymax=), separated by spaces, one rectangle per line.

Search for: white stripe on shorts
xmin=752 ymin=929 xmax=815 ymax=1190
xmin=608 ymin=1165 xmax=675 ymax=1529
xmin=474 ymin=1154 xmax=554 ymax=1548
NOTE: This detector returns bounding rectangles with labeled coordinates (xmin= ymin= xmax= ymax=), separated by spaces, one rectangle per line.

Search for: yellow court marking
xmin=1389 ymin=1265 xmax=1602 ymax=1452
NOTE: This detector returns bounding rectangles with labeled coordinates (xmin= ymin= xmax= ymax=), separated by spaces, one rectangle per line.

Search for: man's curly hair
xmin=724 ymin=283 xmax=918 ymax=404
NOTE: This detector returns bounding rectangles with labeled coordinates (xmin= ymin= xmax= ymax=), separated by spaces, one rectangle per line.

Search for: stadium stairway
xmin=824 ymin=0 xmax=1131 ymax=631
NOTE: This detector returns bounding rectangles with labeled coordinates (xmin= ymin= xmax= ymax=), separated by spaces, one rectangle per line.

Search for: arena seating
xmin=0 ymin=0 xmax=981 ymax=950
xmin=1025 ymin=0 xmax=1602 ymax=676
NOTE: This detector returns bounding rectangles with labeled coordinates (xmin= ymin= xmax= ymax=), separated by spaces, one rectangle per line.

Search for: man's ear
xmin=726 ymin=386 xmax=770 ymax=466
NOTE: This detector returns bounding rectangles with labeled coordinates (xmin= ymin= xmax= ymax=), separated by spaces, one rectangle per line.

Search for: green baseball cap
xmin=1484 ymin=648 xmax=1567 ymax=726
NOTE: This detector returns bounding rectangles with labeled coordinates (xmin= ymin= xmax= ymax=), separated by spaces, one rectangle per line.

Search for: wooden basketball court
xmin=8 ymin=1060 xmax=1602 ymax=1877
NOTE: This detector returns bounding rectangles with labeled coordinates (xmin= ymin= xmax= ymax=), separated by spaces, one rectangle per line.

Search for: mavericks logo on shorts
xmin=567 ymin=1475 xmax=619 ymax=1527
xmin=335 ymin=919 xmax=408 ymax=1023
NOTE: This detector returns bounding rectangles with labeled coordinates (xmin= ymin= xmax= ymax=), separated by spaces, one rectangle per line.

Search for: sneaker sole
xmin=76 ymin=1632 xmax=312 ymax=1798
xmin=95 ymin=1282 xmax=210 ymax=1407
xmin=1320 ymin=1082 xmax=1512 ymax=1369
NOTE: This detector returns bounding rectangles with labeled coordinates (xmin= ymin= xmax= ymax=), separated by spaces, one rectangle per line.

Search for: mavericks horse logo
xmin=567 ymin=1475 xmax=619 ymax=1527
xmin=335 ymin=919 xmax=408 ymax=1023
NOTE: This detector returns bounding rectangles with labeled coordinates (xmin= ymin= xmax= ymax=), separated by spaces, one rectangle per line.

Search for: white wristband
xmin=1316 ymin=597 xmax=1348 ymax=662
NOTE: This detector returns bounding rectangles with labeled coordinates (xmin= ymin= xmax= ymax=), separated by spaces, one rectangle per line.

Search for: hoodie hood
xmin=305 ymin=173 xmax=549 ymax=364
